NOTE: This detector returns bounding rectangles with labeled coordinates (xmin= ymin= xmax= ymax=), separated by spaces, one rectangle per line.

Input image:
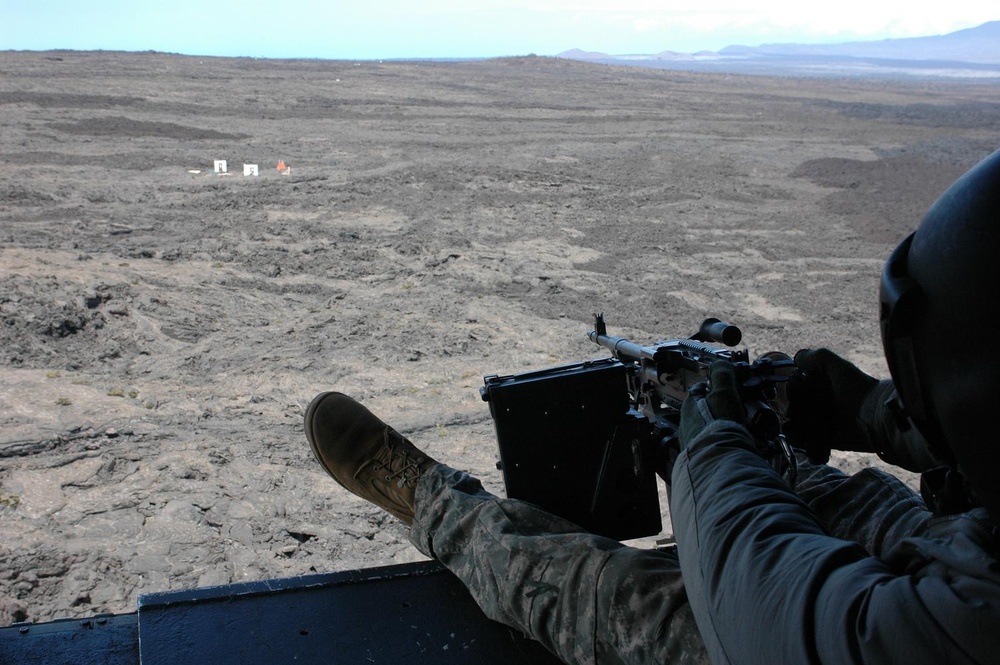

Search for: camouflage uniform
xmin=408 ymin=451 xmax=933 ymax=665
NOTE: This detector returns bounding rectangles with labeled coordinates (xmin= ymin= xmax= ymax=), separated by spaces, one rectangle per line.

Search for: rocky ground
xmin=1 ymin=50 xmax=998 ymax=624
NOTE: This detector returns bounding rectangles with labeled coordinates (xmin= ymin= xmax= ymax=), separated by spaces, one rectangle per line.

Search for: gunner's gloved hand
xmin=678 ymin=360 xmax=747 ymax=451
xmin=785 ymin=348 xmax=894 ymax=464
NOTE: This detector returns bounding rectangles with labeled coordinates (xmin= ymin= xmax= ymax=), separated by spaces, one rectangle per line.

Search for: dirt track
xmin=1 ymin=51 xmax=998 ymax=623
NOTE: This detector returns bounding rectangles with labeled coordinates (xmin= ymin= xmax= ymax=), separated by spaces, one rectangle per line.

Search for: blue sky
xmin=1 ymin=1 xmax=996 ymax=60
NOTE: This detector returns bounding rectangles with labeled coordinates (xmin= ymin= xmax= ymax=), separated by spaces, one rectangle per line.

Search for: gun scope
xmin=699 ymin=318 xmax=742 ymax=347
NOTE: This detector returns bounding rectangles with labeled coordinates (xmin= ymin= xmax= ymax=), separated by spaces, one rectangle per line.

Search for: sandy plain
xmin=1 ymin=50 xmax=998 ymax=623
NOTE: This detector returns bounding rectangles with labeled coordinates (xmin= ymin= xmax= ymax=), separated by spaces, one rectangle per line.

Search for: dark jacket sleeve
xmin=671 ymin=420 xmax=1000 ymax=665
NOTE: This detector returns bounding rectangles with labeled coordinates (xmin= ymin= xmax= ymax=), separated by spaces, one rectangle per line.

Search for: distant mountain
xmin=722 ymin=21 xmax=1000 ymax=63
xmin=556 ymin=21 xmax=1000 ymax=78
xmin=557 ymin=48 xmax=613 ymax=61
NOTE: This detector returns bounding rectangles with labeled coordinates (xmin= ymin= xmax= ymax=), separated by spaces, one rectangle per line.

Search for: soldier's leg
xmin=305 ymin=392 xmax=706 ymax=665
xmin=409 ymin=463 xmax=709 ymax=665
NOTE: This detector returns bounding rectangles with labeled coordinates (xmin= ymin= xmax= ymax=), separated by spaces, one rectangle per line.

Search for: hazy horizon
xmin=1 ymin=1 xmax=998 ymax=60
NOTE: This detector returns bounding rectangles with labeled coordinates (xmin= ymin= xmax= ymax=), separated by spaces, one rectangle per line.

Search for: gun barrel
xmin=587 ymin=330 xmax=657 ymax=362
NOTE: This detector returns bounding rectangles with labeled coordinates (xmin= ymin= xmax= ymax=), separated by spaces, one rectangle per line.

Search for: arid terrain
xmin=1 ymin=50 xmax=998 ymax=624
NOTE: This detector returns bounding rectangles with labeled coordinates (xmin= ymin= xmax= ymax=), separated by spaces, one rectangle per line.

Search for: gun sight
xmin=697 ymin=318 xmax=742 ymax=347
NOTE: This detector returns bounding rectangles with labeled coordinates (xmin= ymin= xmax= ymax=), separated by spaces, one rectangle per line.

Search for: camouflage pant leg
xmin=794 ymin=454 xmax=932 ymax=557
xmin=409 ymin=463 xmax=709 ymax=665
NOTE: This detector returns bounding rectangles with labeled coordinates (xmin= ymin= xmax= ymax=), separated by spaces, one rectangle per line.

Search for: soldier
xmin=305 ymin=148 xmax=1000 ymax=664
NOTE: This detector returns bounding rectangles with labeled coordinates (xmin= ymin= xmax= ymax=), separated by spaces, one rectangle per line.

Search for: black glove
xmin=678 ymin=360 xmax=747 ymax=450
xmin=785 ymin=348 xmax=892 ymax=464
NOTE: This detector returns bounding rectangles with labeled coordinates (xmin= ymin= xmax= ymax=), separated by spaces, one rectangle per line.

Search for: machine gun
xmin=480 ymin=314 xmax=796 ymax=541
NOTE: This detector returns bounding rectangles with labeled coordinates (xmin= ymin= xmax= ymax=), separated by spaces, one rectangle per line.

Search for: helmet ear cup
xmin=879 ymin=234 xmax=953 ymax=466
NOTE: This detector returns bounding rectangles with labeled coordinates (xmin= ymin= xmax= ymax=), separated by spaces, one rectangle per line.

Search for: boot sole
xmin=304 ymin=391 xmax=351 ymax=493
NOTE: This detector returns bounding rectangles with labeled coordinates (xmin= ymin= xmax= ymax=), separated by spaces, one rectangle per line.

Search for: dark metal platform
xmin=1 ymin=561 xmax=564 ymax=664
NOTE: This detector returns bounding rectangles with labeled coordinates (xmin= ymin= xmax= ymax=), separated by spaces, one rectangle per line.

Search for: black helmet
xmin=880 ymin=148 xmax=1000 ymax=524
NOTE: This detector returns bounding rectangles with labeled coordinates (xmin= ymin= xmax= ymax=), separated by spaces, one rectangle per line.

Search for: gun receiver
xmin=588 ymin=313 xmax=796 ymax=464
xmin=481 ymin=314 xmax=796 ymax=542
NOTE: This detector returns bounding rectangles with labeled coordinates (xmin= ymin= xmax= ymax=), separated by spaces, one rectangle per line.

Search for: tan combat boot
xmin=304 ymin=392 xmax=438 ymax=525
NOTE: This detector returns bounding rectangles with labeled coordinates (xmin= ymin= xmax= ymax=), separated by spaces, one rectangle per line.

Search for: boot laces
xmin=376 ymin=431 xmax=425 ymax=488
